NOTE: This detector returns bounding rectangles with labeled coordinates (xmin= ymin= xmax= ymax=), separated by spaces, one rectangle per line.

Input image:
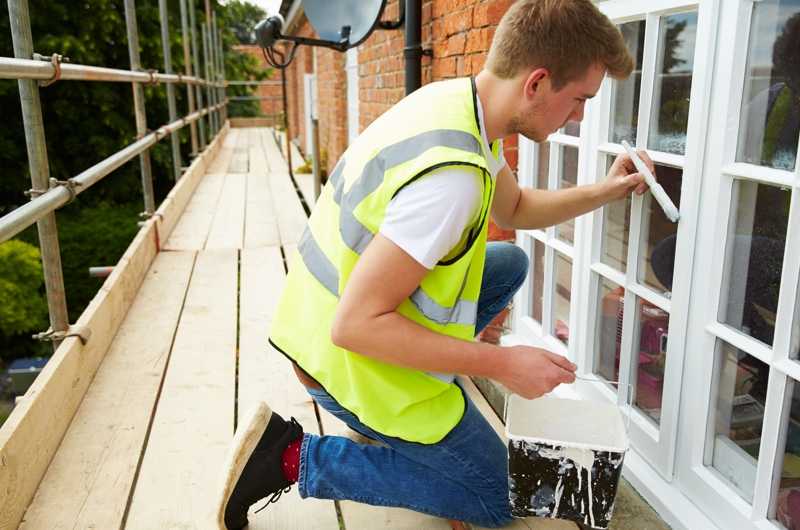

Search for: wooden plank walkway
xmin=14 ymin=126 xmax=575 ymax=530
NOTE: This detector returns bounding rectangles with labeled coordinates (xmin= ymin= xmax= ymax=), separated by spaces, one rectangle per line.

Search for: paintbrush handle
xmin=620 ymin=140 xmax=680 ymax=223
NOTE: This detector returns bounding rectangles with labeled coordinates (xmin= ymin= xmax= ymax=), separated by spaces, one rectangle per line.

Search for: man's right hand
xmin=495 ymin=345 xmax=577 ymax=399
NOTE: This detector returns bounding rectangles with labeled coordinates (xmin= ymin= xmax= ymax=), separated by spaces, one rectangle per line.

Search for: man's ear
xmin=523 ymin=68 xmax=550 ymax=99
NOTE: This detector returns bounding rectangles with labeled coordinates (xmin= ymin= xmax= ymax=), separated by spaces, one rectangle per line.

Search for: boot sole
xmin=214 ymin=401 xmax=273 ymax=529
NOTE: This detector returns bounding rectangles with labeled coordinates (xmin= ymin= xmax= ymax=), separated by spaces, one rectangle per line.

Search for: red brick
xmin=473 ymin=3 xmax=489 ymax=27
xmin=470 ymin=53 xmax=486 ymax=74
xmin=443 ymin=9 xmax=472 ymax=36
xmin=487 ymin=0 xmax=514 ymax=25
xmin=432 ymin=56 xmax=457 ymax=79
xmin=445 ymin=33 xmax=466 ymax=56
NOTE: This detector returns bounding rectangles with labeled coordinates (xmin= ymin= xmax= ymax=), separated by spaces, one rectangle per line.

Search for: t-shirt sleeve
xmin=379 ymin=166 xmax=483 ymax=269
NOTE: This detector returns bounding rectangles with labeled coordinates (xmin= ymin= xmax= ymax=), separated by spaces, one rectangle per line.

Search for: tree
xmin=220 ymin=0 xmax=266 ymax=45
xmin=0 ymin=240 xmax=47 ymax=339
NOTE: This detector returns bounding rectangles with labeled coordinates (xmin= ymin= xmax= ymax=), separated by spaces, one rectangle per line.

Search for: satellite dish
xmin=255 ymin=0 xmax=390 ymax=67
xmin=304 ymin=0 xmax=387 ymax=47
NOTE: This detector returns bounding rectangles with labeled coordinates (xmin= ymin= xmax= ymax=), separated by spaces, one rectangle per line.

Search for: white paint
xmin=506 ymin=394 xmax=629 ymax=452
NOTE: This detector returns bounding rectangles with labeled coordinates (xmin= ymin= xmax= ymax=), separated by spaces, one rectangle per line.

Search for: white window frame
xmin=303 ymin=73 xmax=317 ymax=155
xmin=346 ymin=47 xmax=360 ymax=145
xmin=678 ymin=0 xmax=800 ymax=528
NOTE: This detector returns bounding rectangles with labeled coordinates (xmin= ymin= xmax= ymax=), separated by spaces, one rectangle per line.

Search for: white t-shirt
xmin=380 ymin=95 xmax=506 ymax=269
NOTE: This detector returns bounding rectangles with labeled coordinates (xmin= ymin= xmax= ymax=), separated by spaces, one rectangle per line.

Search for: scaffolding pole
xmin=189 ymin=0 xmax=207 ymax=149
xmin=201 ymin=23 xmax=216 ymax=136
xmin=0 ymin=102 xmax=224 ymax=244
xmin=158 ymin=0 xmax=182 ymax=181
xmin=123 ymin=0 xmax=156 ymax=215
xmin=179 ymin=0 xmax=198 ymax=156
xmin=213 ymin=12 xmax=226 ymax=125
xmin=0 ymin=57 xmax=215 ymax=84
xmin=8 ymin=0 xmax=69 ymax=349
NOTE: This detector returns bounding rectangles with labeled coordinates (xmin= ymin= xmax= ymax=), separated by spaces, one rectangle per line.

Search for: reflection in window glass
xmin=564 ymin=121 xmax=581 ymax=137
xmin=710 ymin=341 xmax=767 ymax=503
xmin=633 ymin=298 xmax=670 ymax=425
xmin=721 ymin=181 xmax=789 ymax=347
xmin=536 ymin=142 xmax=550 ymax=189
xmin=638 ymin=164 xmax=683 ymax=296
xmin=737 ymin=1 xmax=800 ymax=171
xmin=530 ymin=239 xmax=545 ymax=324
xmin=648 ymin=12 xmax=698 ymax=155
xmin=610 ymin=20 xmax=646 ymax=144
xmin=555 ymin=145 xmax=579 ymax=245
xmin=774 ymin=380 xmax=800 ymax=529
xmin=553 ymin=252 xmax=572 ymax=345
xmin=601 ymin=156 xmax=630 ymax=272
xmin=595 ymin=277 xmax=625 ymax=384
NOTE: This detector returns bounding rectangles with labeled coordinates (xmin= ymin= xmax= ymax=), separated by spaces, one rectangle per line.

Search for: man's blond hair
xmin=486 ymin=0 xmax=633 ymax=89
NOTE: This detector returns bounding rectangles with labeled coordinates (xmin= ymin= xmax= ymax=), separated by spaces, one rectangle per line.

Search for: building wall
xmin=278 ymin=1 xmax=516 ymax=239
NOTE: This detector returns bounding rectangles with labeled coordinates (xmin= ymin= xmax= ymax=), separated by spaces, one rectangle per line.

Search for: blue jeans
xmin=296 ymin=242 xmax=528 ymax=527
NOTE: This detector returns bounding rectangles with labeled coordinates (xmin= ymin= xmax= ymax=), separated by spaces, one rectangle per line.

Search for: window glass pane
xmin=721 ymin=181 xmax=789 ymax=346
xmin=563 ymin=121 xmax=581 ymax=137
xmin=610 ymin=20 xmax=646 ymax=144
xmin=536 ymin=142 xmax=550 ymax=190
xmin=774 ymin=380 xmax=800 ymax=528
xmin=737 ymin=1 xmax=800 ymax=171
xmin=647 ymin=12 xmax=698 ymax=155
xmin=595 ymin=276 xmax=625 ymax=385
xmin=633 ymin=298 xmax=670 ymax=425
xmin=638 ymin=164 xmax=683 ymax=296
xmin=555 ymin=145 xmax=579 ymax=245
xmin=553 ymin=252 xmax=572 ymax=345
xmin=710 ymin=341 xmax=767 ymax=503
xmin=601 ymin=156 xmax=631 ymax=272
xmin=530 ymin=239 xmax=545 ymax=324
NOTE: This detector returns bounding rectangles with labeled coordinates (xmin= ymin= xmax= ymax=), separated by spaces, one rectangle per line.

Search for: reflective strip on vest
xmin=298 ymin=232 xmax=477 ymax=327
xmin=298 ymin=228 xmax=339 ymax=297
xmin=337 ymin=130 xmax=482 ymax=255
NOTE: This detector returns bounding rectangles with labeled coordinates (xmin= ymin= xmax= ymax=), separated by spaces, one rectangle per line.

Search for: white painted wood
xmin=0 ymin=221 xmax=159 ymax=530
xmin=238 ymin=246 xmax=340 ymax=529
xmin=245 ymin=171 xmax=281 ymax=248
xmin=294 ymin=171 xmax=316 ymax=208
xmin=346 ymin=48 xmax=359 ymax=145
xmin=19 ymin=251 xmax=196 ymax=530
xmin=163 ymin=173 xmax=226 ymax=251
xmin=125 ymin=250 xmax=238 ymax=529
xmin=269 ymin=170 xmax=307 ymax=246
xmin=206 ymin=173 xmax=247 ymax=250
xmin=260 ymin=128 xmax=289 ymax=173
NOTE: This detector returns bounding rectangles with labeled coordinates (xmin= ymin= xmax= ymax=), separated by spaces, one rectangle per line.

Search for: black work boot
xmin=214 ymin=402 xmax=304 ymax=529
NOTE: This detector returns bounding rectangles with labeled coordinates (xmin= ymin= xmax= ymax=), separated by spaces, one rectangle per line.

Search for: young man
xmin=216 ymin=0 xmax=653 ymax=528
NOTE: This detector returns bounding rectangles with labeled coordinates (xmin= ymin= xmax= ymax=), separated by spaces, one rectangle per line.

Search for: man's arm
xmin=330 ymin=233 xmax=576 ymax=399
xmin=491 ymin=150 xmax=653 ymax=230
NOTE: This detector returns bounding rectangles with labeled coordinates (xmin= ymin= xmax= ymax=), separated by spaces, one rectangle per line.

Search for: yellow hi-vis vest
xmin=269 ymin=77 xmax=499 ymax=444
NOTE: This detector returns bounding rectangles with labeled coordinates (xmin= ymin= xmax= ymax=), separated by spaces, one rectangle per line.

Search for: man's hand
xmin=494 ymin=345 xmax=577 ymax=399
xmin=601 ymin=149 xmax=653 ymax=201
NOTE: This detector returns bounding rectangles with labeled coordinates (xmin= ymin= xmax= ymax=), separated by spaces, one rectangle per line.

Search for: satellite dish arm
xmin=377 ymin=1 xmax=404 ymax=30
xmin=256 ymin=15 xmax=350 ymax=53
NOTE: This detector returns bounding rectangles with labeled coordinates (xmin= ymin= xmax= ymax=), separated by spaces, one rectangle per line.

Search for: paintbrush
xmin=621 ymin=140 xmax=680 ymax=223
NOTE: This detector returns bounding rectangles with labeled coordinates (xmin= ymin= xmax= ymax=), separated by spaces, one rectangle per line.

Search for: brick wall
xmin=231 ymin=45 xmax=283 ymax=123
xmin=279 ymin=0 xmax=517 ymax=239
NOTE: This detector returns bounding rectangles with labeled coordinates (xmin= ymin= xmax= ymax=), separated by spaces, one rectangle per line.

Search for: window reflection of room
xmin=737 ymin=1 xmax=800 ymax=171
xmin=595 ymin=277 xmax=625 ymax=385
xmin=774 ymin=380 xmax=800 ymax=529
xmin=555 ymin=145 xmax=579 ymax=245
xmin=648 ymin=12 xmax=698 ymax=155
xmin=530 ymin=239 xmax=545 ymax=324
xmin=710 ymin=341 xmax=768 ymax=503
xmin=601 ymin=156 xmax=631 ymax=273
xmin=610 ymin=20 xmax=646 ymax=145
xmin=720 ymin=180 xmax=789 ymax=347
xmin=633 ymin=298 xmax=671 ymax=425
xmin=553 ymin=252 xmax=572 ymax=345
xmin=638 ymin=164 xmax=683 ymax=297
xmin=536 ymin=142 xmax=549 ymax=190
xmin=563 ymin=121 xmax=581 ymax=137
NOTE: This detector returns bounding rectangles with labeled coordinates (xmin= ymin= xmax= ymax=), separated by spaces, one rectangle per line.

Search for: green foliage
xmin=0 ymin=240 xmax=47 ymax=337
xmin=221 ymin=0 xmax=266 ymax=45
xmin=0 ymin=1 xmax=271 ymax=361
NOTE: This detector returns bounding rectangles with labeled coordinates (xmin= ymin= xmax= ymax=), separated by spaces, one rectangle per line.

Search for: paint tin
xmin=505 ymin=394 xmax=628 ymax=529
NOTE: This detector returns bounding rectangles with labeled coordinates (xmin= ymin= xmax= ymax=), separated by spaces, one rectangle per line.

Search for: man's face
xmin=511 ymin=63 xmax=606 ymax=142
